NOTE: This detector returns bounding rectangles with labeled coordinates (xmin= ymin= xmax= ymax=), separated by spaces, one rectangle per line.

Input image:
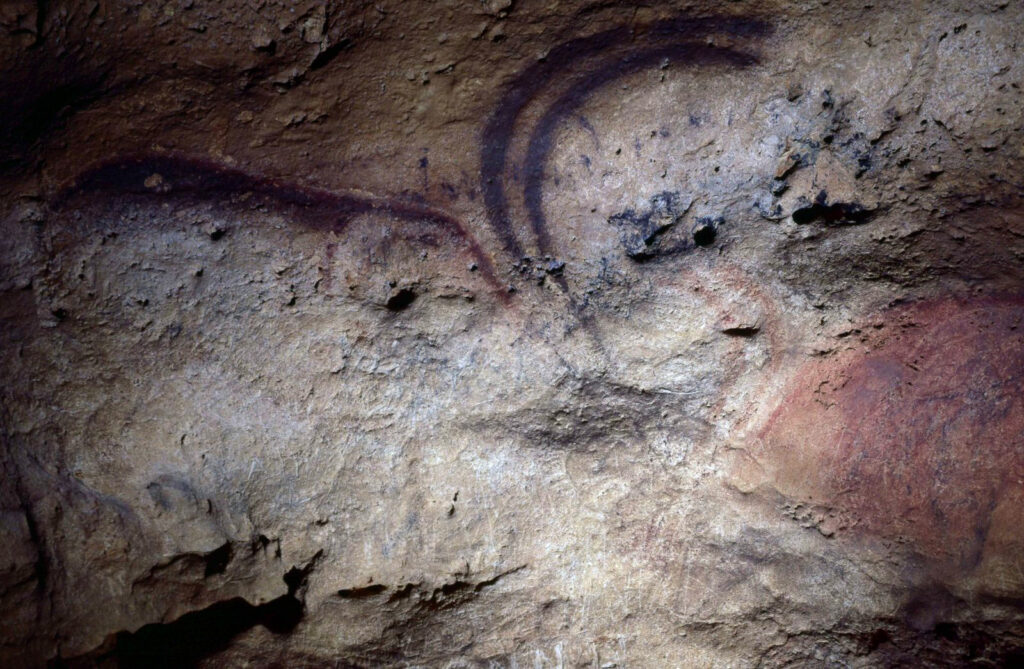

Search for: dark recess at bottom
xmin=50 ymin=594 xmax=302 ymax=669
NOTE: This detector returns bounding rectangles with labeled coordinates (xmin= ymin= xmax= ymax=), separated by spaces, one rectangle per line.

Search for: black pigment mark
xmin=513 ymin=255 xmax=567 ymax=285
xmin=523 ymin=43 xmax=758 ymax=258
xmin=418 ymin=152 xmax=429 ymax=191
xmin=54 ymin=154 xmax=505 ymax=297
xmin=575 ymin=114 xmax=599 ymax=145
xmin=480 ymin=27 xmax=631 ymax=257
xmin=145 ymin=474 xmax=201 ymax=511
xmin=608 ymin=191 xmax=691 ymax=259
xmin=480 ymin=16 xmax=769 ymax=260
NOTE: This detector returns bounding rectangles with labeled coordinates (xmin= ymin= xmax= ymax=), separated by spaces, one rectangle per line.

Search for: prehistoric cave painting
xmin=730 ymin=295 xmax=1024 ymax=583
xmin=50 ymin=15 xmax=773 ymax=311
xmin=479 ymin=15 xmax=770 ymax=261
xmin=52 ymin=153 xmax=506 ymax=299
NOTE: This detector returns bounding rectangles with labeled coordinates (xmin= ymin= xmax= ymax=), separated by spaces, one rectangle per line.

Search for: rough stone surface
xmin=2 ymin=1 xmax=1024 ymax=666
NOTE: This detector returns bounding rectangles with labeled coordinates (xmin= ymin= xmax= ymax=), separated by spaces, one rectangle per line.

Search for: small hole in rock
xmin=204 ymin=543 xmax=232 ymax=577
xmin=385 ymin=288 xmax=417 ymax=311
xmin=692 ymin=218 xmax=719 ymax=247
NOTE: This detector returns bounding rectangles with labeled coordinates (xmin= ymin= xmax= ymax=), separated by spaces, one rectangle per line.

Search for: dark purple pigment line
xmin=479 ymin=15 xmax=769 ymax=259
xmin=480 ymin=25 xmax=630 ymax=258
xmin=523 ymin=43 xmax=759 ymax=258
xmin=54 ymin=154 xmax=505 ymax=296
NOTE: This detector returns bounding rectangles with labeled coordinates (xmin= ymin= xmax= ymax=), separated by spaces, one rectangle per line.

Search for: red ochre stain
xmin=738 ymin=295 xmax=1024 ymax=577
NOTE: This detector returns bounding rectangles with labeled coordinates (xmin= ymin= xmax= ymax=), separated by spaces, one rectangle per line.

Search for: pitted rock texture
xmin=2 ymin=1 xmax=1024 ymax=667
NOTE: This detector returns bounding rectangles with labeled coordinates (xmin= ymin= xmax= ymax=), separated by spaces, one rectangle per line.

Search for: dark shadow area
xmin=50 ymin=553 xmax=324 ymax=668
xmin=202 ymin=543 xmax=232 ymax=578
xmin=50 ymin=594 xmax=301 ymax=669
xmin=385 ymin=288 xmax=417 ymax=311
xmin=0 ymin=66 xmax=109 ymax=173
xmin=792 ymin=191 xmax=875 ymax=225
xmin=337 ymin=583 xmax=387 ymax=598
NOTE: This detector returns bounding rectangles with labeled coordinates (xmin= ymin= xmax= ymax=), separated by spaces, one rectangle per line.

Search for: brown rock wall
xmin=2 ymin=1 xmax=1024 ymax=666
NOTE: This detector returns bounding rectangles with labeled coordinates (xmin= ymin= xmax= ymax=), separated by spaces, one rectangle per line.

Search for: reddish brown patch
xmin=740 ymin=295 xmax=1024 ymax=575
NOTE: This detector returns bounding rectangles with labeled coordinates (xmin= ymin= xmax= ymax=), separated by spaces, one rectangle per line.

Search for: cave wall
xmin=1 ymin=1 xmax=1023 ymax=666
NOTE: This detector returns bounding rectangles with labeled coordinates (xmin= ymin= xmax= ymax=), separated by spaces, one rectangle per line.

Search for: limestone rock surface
xmin=1 ymin=1 xmax=1024 ymax=666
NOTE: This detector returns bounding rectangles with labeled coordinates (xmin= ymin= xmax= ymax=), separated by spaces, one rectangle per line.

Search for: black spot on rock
xmin=609 ymin=191 xmax=691 ymax=259
xmin=856 ymin=153 xmax=873 ymax=177
xmin=336 ymin=584 xmax=387 ymax=599
xmin=934 ymin=622 xmax=959 ymax=641
xmin=792 ymin=191 xmax=875 ymax=225
xmin=866 ymin=629 xmax=891 ymax=652
xmin=770 ymin=179 xmax=789 ymax=196
xmin=543 ymin=259 xmax=565 ymax=275
xmin=692 ymin=217 xmax=721 ymax=246
xmin=385 ymin=288 xmax=417 ymax=311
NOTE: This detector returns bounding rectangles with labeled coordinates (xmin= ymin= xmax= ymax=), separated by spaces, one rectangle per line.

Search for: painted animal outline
xmin=51 ymin=13 xmax=773 ymax=306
